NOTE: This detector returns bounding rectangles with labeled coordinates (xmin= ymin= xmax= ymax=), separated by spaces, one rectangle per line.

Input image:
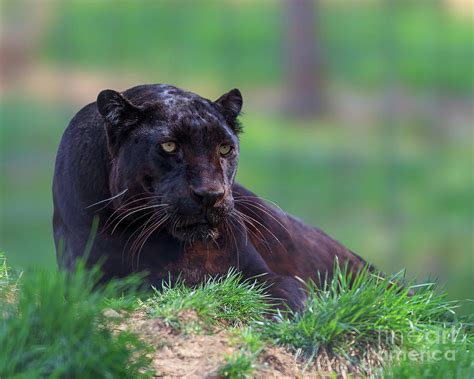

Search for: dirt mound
xmin=111 ymin=310 xmax=383 ymax=378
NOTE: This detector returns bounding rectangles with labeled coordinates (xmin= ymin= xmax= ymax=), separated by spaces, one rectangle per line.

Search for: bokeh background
xmin=0 ymin=0 xmax=472 ymax=314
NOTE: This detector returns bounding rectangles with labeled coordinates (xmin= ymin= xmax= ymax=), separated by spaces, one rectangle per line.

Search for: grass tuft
xmin=0 ymin=257 xmax=153 ymax=378
xmin=218 ymin=326 xmax=265 ymax=378
xmin=0 ymin=253 xmax=8 ymax=284
xmin=104 ymin=293 xmax=143 ymax=312
xmin=218 ymin=351 xmax=257 ymax=379
xmin=0 ymin=253 xmax=10 ymax=296
xmin=145 ymin=269 xmax=271 ymax=329
xmin=260 ymin=262 xmax=466 ymax=363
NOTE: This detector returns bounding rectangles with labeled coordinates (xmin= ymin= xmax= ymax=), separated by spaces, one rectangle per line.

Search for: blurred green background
xmin=0 ymin=0 xmax=472 ymax=313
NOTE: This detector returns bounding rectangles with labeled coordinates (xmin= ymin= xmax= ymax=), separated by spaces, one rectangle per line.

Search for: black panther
xmin=53 ymin=84 xmax=372 ymax=311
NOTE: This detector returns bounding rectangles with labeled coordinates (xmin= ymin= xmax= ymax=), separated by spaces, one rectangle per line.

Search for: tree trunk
xmin=284 ymin=0 xmax=324 ymax=118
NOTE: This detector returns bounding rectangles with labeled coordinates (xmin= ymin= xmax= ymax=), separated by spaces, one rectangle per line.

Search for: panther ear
xmin=97 ymin=89 xmax=144 ymax=153
xmin=215 ymin=88 xmax=243 ymax=133
xmin=97 ymin=89 xmax=142 ymax=127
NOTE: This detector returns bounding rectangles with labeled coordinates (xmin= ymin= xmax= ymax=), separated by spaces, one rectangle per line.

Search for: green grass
xmin=141 ymin=260 xmax=472 ymax=377
xmin=217 ymin=328 xmax=265 ymax=379
xmin=142 ymin=260 xmax=473 ymax=376
xmin=0 ymin=253 xmax=9 ymax=291
xmin=218 ymin=351 xmax=258 ymax=379
xmin=260 ymin=266 xmax=474 ymax=378
xmin=104 ymin=292 xmax=143 ymax=312
xmin=0 ymin=252 xmax=20 ymax=303
xmin=1 ymin=252 xmax=472 ymax=377
xmin=0 ymin=254 xmax=153 ymax=378
xmin=258 ymin=262 xmax=472 ymax=374
xmin=145 ymin=269 xmax=271 ymax=330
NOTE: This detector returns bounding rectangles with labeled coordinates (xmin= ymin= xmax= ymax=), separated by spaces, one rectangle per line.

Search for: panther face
xmin=97 ymin=85 xmax=243 ymax=243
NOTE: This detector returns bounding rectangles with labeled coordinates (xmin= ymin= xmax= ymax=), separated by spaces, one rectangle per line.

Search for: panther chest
xmin=162 ymin=241 xmax=237 ymax=286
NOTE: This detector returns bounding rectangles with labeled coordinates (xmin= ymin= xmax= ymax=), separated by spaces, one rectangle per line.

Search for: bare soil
xmin=111 ymin=310 xmax=385 ymax=378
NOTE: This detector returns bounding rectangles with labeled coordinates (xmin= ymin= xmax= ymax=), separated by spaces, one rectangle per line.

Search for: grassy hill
xmin=1 ymin=253 xmax=472 ymax=378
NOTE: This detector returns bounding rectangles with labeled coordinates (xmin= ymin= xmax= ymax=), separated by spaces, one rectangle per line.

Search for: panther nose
xmin=190 ymin=186 xmax=225 ymax=207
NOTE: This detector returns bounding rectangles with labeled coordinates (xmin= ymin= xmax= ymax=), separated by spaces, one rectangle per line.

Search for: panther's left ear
xmin=215 ymin=88 xmax=243 ymax=133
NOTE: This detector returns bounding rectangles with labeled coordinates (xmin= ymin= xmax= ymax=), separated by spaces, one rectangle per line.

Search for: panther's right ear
xmin=97 ymin=89 xmax=142 ymax=127
xmin=97 ymin=89 xmax=144 ymax=153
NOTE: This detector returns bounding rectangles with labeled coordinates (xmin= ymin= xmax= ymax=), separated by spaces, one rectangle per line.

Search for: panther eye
xmin=161 ymin=141 xmax=177 ymax=153
xmin=219 ymin=144 xmax=233 ymax=156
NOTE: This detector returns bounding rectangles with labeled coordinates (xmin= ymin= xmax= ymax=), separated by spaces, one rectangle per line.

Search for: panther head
xmin=96 ymin=84 xmax=243 ymax=243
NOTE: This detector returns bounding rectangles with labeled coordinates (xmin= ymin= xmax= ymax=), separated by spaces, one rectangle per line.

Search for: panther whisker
xmin=120 ymin=208 xmax=160 ymax=265
xmin=235 ymin=199 xmax=291 ymax=236
xmin=229 ymin=212 xmax=248 ymax=246
xmin=111 ymin=204 xmax=169 ymax=235
xmin=127 ymin=207 xmax=171 ymax=270
xmin=110 ymin=204 xmax=168 ymax=235
xmin=235 ymin=207 xmax=286 ymax=254
xmin=124 ymin=212 xmax=158 ymax=267
xmin=225 ymin=219 xmax=239 ymax=269
xmin=233 ymin=209 xmax=273 ymax=255
xmin=107 ymin=192 xmax=164 ymax=212
xmin=234 ymin=207 xmax=283 ymax=246
xmin=120 ymin=208 xmax=160 ymax=238
xmin=241 ymin=212 xmax=286 ymax=253
xmin=234 ymin=194 xmax=285 ymax=213
xmin=102 ymin=193 xmax=165 ymax=231
xmin=125 ymin=208 xmax=166 ymax=249
xmin=104 ymin=200 xmax=154 ymax=232
xmin=130 ymin=210 xmax=166 ymax=255
xmin=85 ymin=188 xmax=128 ymax=209
xmin=222 ymin=219 xmax=234 ymax=251
xmin=123 ymin=211 xmax=162 ymax=266
xmin=133 ymin=214 xmax=170 ymax=269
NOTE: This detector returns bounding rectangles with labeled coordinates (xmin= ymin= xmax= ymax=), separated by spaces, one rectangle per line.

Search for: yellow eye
xmin=219 ymin=144 xmax=232 ymax=156
xmin=161 ymin=141 xmax=177 ymax=153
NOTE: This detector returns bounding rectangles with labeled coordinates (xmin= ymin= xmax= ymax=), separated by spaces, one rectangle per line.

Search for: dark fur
xmin=53 ymin=84 xmax=372 ymax=312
